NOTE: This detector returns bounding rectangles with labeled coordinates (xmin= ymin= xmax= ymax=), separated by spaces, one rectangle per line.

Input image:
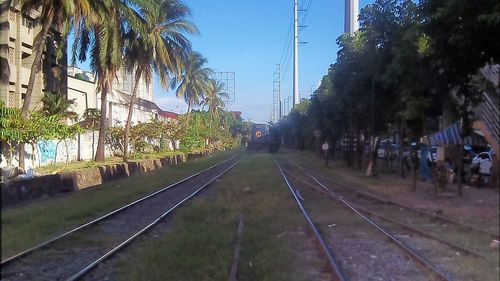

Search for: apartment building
xmin=0 ymin=2 xmax=66 ymax=110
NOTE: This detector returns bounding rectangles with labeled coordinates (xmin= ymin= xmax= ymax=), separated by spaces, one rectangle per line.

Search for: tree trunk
xmin=95 ymin=82 xmax=109 ymax=162
xmin=18 ymin=7 xmax=55 ymax=169
xmin=123 ymin=68 xmax=143 ymax=161
xmin=92 ymin=129 xmax=95 ymax=158
xmin=21 ymin=8 xmax=54 ymax=116
xmin=65 ymin=139 xmax=69 ymax=167
xmin=77 ymin=133 xmax=81 ymax=161
xmin=398 ymin=121 xmax=405 ymax=177
xmin=54 ymin=140 xmax=61 ymax=165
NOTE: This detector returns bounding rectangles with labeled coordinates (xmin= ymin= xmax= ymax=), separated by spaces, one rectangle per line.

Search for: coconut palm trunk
xmin=95 ymin=78 xmax=111 ymax=162
xmin=123 ymin=68 xmax=143 ymax=161
xmin=18 ymin=7 xmax=55 ymax=169
xmin=21 ymin=7 xmax=54 ymax=117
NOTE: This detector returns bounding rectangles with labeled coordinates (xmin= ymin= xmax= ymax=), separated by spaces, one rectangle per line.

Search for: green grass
xmin=1 ymin=150 xmax=235 ymax=260
xmin=115 ymin=153 xmax=316 ymax=281
xmin=35 ymin=150 xmax=186 ymax=175
xmin=282 ymin=151 xmax=500 ymax=280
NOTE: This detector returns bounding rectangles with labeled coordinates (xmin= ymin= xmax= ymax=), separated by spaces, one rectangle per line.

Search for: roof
xmin=113 ymin=90 xmax=162 ymax=112
xmin=158 ymin=110 xmax=180 ymax=119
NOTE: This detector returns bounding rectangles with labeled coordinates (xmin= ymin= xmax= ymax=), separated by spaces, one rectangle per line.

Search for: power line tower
xmin=273 ymin=64 xmax=281 ymax=122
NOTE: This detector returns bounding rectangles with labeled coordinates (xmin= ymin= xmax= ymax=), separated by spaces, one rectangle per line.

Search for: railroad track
xmin=275 ymin=160 xmax=346 ymax=281
xmin=292 ymin=162 xmax=498 ymax=257
xmin=276 ymin=160 xmax=453 ymax=281
xmin=1 ymin=157 xmax=239 ymax=281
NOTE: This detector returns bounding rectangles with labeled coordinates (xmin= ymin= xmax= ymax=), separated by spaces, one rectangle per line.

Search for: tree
xmin=122 ymin=0 xmax=197 ymax=160
xmin=73 ymin=1 xmax=148 ymax=162
xmin=16 ymin=0 xmax=98 ymax=169
xmin=19 ymin=0 xmax=97 ymax=118
xmin=0 ymin=103 xmax=23 ymax=165
xmin=421 ymin=0 xmax=500 ymax=196
xmin=41 ymin=90 xmax=77 ymax=120
xmin=171 ymin=51 xmax=212 ymax=114
xmin=81 ymin=108 xmax=100 ymax=157
xmin=203 ymin=79 xmax=229 ymax=118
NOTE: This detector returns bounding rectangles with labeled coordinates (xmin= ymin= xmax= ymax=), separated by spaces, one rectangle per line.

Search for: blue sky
xmin=75 ymin=0 xmax=374 ymax=123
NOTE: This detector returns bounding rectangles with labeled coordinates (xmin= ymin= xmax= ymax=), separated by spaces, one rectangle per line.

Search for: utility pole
xmin=293 ymin=0 xmax=299 ymax=108
xmin=345 ymin=0 xmax=359 ymax=34
xmin=273 ymin=64 xmax=281 ymax=121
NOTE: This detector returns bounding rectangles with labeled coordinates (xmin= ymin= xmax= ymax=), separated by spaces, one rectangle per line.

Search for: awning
xmin=430 ymin=123 xmax=487 ymax=146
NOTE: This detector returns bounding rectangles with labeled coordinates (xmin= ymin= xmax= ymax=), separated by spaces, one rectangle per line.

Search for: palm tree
xmin=122 ymin=0 xmax=197 ymax=160
xmin=171 ymin=51 xmax=212 ymax=114
xmin=17 ymin=0 xmax=98 ymax=168
xmin=74 ymin=1 xmax=149 ymax=162
xmin=204 ymin=79 xmax=229 ymax=118
xmin=41 ymin=90 xmax=77 ymax=120
xmin=19 ymin=0 xmax=97 ymax=118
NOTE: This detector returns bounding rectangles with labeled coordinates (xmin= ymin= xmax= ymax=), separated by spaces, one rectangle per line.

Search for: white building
xmin=68 ymin=66 xmax=169 ymax=127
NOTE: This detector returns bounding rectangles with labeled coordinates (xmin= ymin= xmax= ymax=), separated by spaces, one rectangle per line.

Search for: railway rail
xmin=1 ymin=157 xmax=239 ymax=281
xmin=278 ymin=161 xmax=454 ymax=281
xmin=275 ymin=160 xmax=347 ymax=281
xmin=291 ymin=163 xmax=498 ymax=258
xmin=300 ymin=164 xmax=499 ymax=241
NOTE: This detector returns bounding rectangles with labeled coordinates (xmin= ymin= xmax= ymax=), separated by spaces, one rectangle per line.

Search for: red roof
xmin=159 ymin=110 xmax=180 ymax=119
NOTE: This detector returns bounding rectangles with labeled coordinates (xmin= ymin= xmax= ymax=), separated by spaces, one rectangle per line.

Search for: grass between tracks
xmin=281 ymin=150 xmax=500 ymax=281
xmin=115 ymin=153 xmax=318 ymax=281
xmin=1 ymin=149 xmax=236 ymax=260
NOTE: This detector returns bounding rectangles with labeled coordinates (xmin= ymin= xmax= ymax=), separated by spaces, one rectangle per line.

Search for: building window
xmin=22 ymin=16 xmax=34 ymax=29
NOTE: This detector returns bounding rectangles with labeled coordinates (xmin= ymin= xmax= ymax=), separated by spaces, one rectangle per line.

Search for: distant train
xmin=247 ymin=123 xmax=281 ymax=152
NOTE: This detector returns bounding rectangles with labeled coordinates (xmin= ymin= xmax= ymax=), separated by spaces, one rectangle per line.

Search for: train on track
xmin=247 ymin=123 xmax=281 ymax=153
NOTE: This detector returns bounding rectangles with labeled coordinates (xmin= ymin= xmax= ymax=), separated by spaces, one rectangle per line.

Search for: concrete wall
xmin=1 ymin=150 xmax=216 ymax=208
xmin=0 ymin=131 xmax=105 ymax=168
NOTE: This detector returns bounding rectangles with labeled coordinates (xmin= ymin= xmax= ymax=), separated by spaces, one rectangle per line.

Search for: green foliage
xmin=74 ymin=73 xmax=87 ymax=81
xmin=82 ymin=108 xmax=101 ymax=130
xmin=171 ymin=52 xmax=213 ymax=113
xmin=106 ymin=126 xmax=125 ymax=156
xmin=176 ymin=111 xmax=249 ymax=151
xmin=105 ymin=112 xmax=248 ymax=157
xmin=41 ymin=91 xmax=77 ymax=120
xmin=0 ymin=104 xmax=23 ymax=143
xmin=278 ymin=0 xmax=497 ymax=152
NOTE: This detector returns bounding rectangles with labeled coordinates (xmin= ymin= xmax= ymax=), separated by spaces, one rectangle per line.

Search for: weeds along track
xmin=275 ymin=160 xmax=346 ymax=281
xmin=278 ymin=161 xmax=453 ymax=281
xmin=1 ymin=158 xmax=239 ymax=281
xmin=287 ymin=162 xmax=499 ymax=281
xmin=293 ymin=163 xmax=498 ymax=258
